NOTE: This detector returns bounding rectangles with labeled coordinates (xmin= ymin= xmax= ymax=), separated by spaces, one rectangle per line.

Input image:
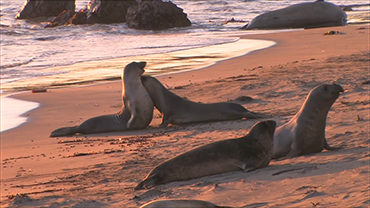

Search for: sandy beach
xmin=1 ymin=25 xmax=369 ymax=207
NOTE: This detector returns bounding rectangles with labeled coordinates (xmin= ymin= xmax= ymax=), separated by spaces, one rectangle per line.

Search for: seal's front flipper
xmin=50 ymin=126 xmax=78 ymax=137
xmin=243 ymin=167 xmax=256 ymax=173
xmin=135 ymin=176 xmax=159 ymax=190
xmin=127 ymin=104 xmax=137 ymax=129
xmin=324 ymin=140 xmax=341 ymax=150
xmin=159 ymin=113 xmax=172 ymax=128
xmin=134 ymin=180 xmax=145 ymax=190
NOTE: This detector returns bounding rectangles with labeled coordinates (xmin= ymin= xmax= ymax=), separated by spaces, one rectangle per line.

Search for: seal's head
xmin=251 ymin=120 xmax=276 ymax=136
xmin=124 ymin=61 xmax=147 ymax=76
xmin=309 ymin=83 xmax=344 ymax=103
xmin=249 ymin=120 xmax=276 ymax=144
xmin=297 ymin=83 xmax=344 ymax=117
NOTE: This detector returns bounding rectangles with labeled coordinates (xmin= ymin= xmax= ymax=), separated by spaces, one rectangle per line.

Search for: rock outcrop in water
xmin=16 ymin=0 xmax=75 ymax=19
xmin=46 ymin=0 xmax=138 ymax=27
xmin=242 ymin=0 xmax=347 ymax=30
xmin=16 ymin=0 xmax=191 ymax=30
xmin=45 ymin=10 xmax=76 ymax=27
xmin=83 ymin=0 xmax=138 ymax=24
xmin=126 ymin=0 xmax=191 ymax=30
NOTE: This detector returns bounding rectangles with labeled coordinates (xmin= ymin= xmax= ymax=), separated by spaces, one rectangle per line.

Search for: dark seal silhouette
xmin=136 ymin=120 xmax=276 ymax=189
xmin=141 ymin=75 xmax=269 ymax=127
xmin=50 ymin=62 xmax=153 ymax=137
xmin=242 ymin=1 xmax=347 ymax=30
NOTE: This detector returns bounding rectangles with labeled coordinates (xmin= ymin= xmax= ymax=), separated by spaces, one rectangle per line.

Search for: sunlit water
xmin=1 ymin=0 xmax=368 ymax=91
xmin=0 ymin=0 xmax=368 ymax=132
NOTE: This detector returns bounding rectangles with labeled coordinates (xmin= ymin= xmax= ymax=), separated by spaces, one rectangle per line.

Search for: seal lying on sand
xmin=272 ymin=83 xmax=344 ymax=159
xmin=140 ymin=199 xmax=231 ymax=208
xmin=141 ymin=75 xmax=268 ymax=127
xmin=50 ymin=62 xmax=153 ymax=137
xmin=242 ymin=0 xmax=347 ymax=30
xmin=135 ymin=120 xmax=276 ymax=189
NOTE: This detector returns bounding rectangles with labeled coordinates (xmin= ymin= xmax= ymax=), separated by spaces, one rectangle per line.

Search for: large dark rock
xmin=126 ymin=0 xmax=191 ymax=30
xmin=85 ymin=0 xmax=138 ymax=24
xmin=16 ymin=0 xmax=75 ymax=19
xmin=45 ymin=0 xmax=138 ymax=27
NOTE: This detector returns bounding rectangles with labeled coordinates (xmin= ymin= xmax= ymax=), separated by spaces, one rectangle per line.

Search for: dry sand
xmin=1 ymin=25 xmax=369 ymax=207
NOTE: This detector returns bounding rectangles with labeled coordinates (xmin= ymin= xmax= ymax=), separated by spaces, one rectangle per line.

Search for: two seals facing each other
xmin=273 ymin=83 xmax=344 ymax=159
xmin=50 ymin=61 xmax=153 ymax=137
xmin=135 ymin=120 xmax=276 ymax=189
xmin=50 ymin=69 xmax=265 ymax=137
xmin=141 ymin=75 xmax=268 ymax=128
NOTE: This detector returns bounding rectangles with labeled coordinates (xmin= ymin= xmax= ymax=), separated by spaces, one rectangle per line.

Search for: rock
xmin=45 ymin=0 xmax=138 ymax=27
xmin=16 ymin=0 xmax=75 ymax=19
xmin=45 ymin=10 xmax=75 ymax=28
xmin=85 ymin=0 xmax=138 ymax=24
xmin=68 ymin=9 xmax=88 ymax=25
xmin=126 ymin=0 xmax=191 ymax=30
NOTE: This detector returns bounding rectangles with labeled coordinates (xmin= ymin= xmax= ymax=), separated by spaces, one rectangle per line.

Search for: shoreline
xmin=0 ymin=36 xmax=279 ymax=93
xmin=1 ymin=24 xmax=369 ymax=207
xmin=1 ymin=37 xmax=277 ymax=132
xmin=2 ymin=24 xmax=368 ymax=141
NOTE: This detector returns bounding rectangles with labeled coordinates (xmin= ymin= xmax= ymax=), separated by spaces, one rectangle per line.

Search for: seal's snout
xmin=331 ymin=83 xmax=344 ymax=96
xmin=263 ymin=120 xmax=277 ymax=131
xmin=264 ymin=120 xmax=277 ymax=135
xmin=137 ymin=61 xmax=147 ymax=69
xmin=335 ymin=84 xmax=344 ymax=93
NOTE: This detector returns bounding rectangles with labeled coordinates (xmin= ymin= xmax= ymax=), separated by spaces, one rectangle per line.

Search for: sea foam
xmin=1 ymin=95 xmax=39 ymax=132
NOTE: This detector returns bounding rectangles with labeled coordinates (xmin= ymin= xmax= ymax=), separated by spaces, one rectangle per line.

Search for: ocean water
xmin=0 ymin=0 xmax=369 ymax=132
xmin=1 ymin=0 xmax=369 ymax=92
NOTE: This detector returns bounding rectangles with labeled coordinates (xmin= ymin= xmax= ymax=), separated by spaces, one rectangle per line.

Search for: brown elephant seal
xmin=123 ymin=62 xmax=154 ymax=129
xmin=140 ymin=75 xmax=268 ymax=127
xmin=140 ymin=199 xmax=232 ymax=208
xmin=272 ymin=84 xmax=344 ymax=159
xmin=135 ymin=120 xmax=276 ymax=189
xmin=50 ymin=62 xmax=153 ymax=137
xmin=242 ymin=1 xmax=347 ymax=30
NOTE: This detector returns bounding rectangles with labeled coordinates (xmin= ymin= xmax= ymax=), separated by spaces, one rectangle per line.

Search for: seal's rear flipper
xmin=244 ymin=111 xmax=272 ymax=119
xmin=50 ymin=126 xmax=78 ymax=137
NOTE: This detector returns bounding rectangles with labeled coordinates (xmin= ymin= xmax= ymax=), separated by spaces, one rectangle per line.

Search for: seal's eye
xmin=323 ymin=85 xmax=328 ymax=91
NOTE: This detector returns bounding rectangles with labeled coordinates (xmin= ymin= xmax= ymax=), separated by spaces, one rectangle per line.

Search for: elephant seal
xmin=123 ymin=62 xmax=154 ymax=129
xmin=242 ymin=1 xmax=347 ymax=30
xmin=140 ymin=75 xmax=268 ymax=127
xmin=135 ymin=120 xmax=276 ymax=189
xmin=272 ymin=84 xmax=344 ymax=159
xmin=50 ymin=61 xmax=153 ymax=137
xmin=140 ymin=199 xmax=231 ymax=208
